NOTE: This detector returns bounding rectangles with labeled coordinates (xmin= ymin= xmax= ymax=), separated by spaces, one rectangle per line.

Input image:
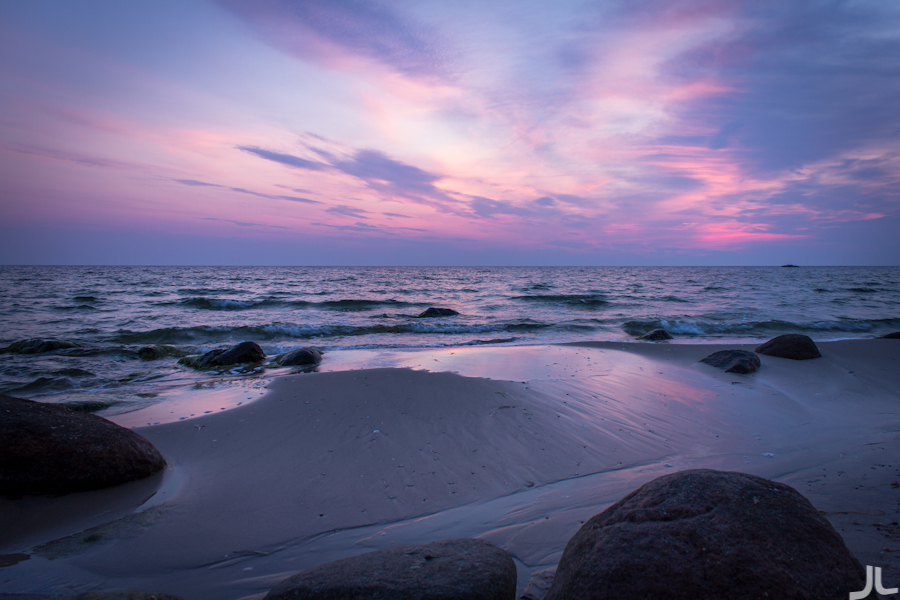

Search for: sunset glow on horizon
xmin=1 ymin=0 xmax=898 ymax=265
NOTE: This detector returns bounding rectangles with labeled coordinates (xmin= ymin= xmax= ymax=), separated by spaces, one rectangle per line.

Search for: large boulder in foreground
xmin=179 ymin=341 xmax=265 ymax=369
xmin=278 ymin=347 xmax=322 ymax=366
xmin=700 ymin=349 xmax=760 ymax=374
xmin=545 ymin=469 xmax=864 ymax=600
xmin=2 ymin=338 xmax=81 ymax=354
xmin=637 ymin=328 xmax=672 ymax=341
xmin=417 ymin=307 xmax=459 ymax=318
xmin=755 ymin=333 xmax=821 ymax=360
xmin=0 ymin=395 xmax=166 ymax=497
xmin=265 ymin=538 xmax=516 ymax=600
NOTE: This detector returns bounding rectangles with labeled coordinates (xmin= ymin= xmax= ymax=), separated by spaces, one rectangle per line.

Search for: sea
xmin=1 ymin=265 xmax=897 ymax=419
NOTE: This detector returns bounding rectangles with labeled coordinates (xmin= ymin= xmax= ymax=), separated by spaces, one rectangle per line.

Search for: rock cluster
xmin=0 ymin=395 xmax=166 ymax=497
xmin=279 ymin=347 xmax=323 ymax=366
xmin=700 ymin=349 xmax=761 ymax=374
xmin=545 ymin=469 xmax=864 ymax=600
xmin=1 ymin=338 xmax=81 ymax=354
xmin=265 ymin=538 xmax=516 ymax=600
xmin=754 ymin=333 xmax=821 ymax=360
xmin=638 ymin=328 xmax=672 ymax=341
xmin=179 ymin=341 xmax=265 ymax=369
xmin=137 ymin=344 xmax=183 ymax=360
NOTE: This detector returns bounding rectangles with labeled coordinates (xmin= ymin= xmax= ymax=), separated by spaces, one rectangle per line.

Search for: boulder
xmin=638 ymin=328 xmax=672 ymax=341
xmin=700 ymin=350 xmax=760 ymax=374
xmin=264 ymin=538 xmax=516 ymax=600
xmin=418 ymin=307 xmax=459 ymax=318
xmin=137 ymin=345 xmax=183 ymax=360
xmin=545 ymin=469 xmax=864 ymax=600
xmin=279 ymin=347 xmax=323 ymax=366
xmin=2 ymin=339 xmax=81 ymax=354
xmin=878 ymin=331 xmax=900 ymax=339
xmin=0 ymin=395 xmax=166 ymax=497
xmin=755 ymin=334 xmax=821 ymax=360
xmin=178 ymin=341 xmax=265 ymax=369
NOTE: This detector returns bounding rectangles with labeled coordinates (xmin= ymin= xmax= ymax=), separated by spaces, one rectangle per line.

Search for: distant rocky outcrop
xmin=417 ymin=307 xmax=459 ymax=318
xmin=755 ymin=333 xmax=821 ymax=360
xmin=2 ymin=338 xmax=82 ymax=354
xmin=878 ymin=331 xmax=900 ymax=339
xmin=700 ymin=349 xmax=761 ymax=374
xmin=781 ymin=264 xmax=799 ymax=268
xmin=0 ymin=395 xmax=166 ymax=497
xmin=637 ymin=328 xmax=672 ymax=341
xmin=545 ymin=469 xmax=864 ymax=600
xmin=278 ymin=347 xmax=323 ymax=366
xmin=137 ymin=344 xmax=184 ymax=360
xmin=179 ymin=341 xmax=265 ymax=369
xmin=73 ymin=592 xmax=185 ymax=600
xmin=264 ymin=538 xmax=516 ymax=600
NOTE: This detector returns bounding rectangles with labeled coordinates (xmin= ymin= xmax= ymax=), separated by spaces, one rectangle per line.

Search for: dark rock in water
xmin=781 ymin=264 xmax=799 ymax=268
xmin=700 ymin=349 xmax=760 ymax=374
xmin=878 ymin=331 xmax=900 ymax=339
xmin=179 ymin=341 xmax=265 ymax=369
xmin=279 ymin=347 xmax=322 ymax=366
xmin=214 ymin=341 xmax=265 ymax=365
xmin=0 ymin=395 xmax=166 ymax=497
xmin=74 ymin=593 xmax=185 ymax=600
xmin=637 ymin=328 xmax=672 ymax=341
xmin=545 ymin=469 xmax=864 ymax=600
xmin=137 ymin=344 xmax=182 ymax=360
xmin=2 ymin=339 xmax=81 ymax=354
xmin=417 ymin=307 xmax=459 ymax=318
xmin=755 ymin=333 xmax=821 ymax=360
xmin=264 ymin=538 xmax=516 ymax=600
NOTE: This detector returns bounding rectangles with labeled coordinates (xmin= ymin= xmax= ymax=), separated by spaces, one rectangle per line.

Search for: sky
xmin=1 ymin=0 xmax=898 ymax=266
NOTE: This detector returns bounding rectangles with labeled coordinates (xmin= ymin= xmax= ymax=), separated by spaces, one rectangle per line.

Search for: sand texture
xmin=1 ymin=340 xmax=898 ymax=599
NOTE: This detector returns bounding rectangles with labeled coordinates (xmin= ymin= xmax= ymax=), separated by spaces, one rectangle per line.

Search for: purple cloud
xmin=219 ymin=0 xmax=452 ymax=80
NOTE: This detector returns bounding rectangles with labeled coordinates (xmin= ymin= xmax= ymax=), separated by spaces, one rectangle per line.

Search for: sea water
xmin=0 ymin=265 xmax=897 ymax=414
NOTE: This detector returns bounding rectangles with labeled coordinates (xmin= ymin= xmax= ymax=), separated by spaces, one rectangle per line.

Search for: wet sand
xmin=1 ymin=340 xmax=898 ymax=599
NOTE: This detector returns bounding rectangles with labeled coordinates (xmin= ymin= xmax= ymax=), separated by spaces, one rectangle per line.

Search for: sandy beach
xmin=1 ymin=339 xmax=898 ymax=599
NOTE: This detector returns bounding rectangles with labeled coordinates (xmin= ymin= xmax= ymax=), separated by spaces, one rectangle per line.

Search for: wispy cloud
xmin=219 ymin=0 xmax=453 ymax=81
xmin=202 ymin=217 xmax=289 ymax=229
xmin=173 ymin=178 xmax=320 ymax=204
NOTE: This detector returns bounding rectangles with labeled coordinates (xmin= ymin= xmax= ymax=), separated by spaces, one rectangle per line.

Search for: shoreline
xmin=1 ymin=339 xmax=898 ymax=599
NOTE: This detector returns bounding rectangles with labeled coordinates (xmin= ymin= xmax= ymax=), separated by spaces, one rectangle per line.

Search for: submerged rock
xmin=279 ymin=347 xmax=323 ymax=366
xmin=2 ymin=338 xmax=82 ymax=354
xmin=878 ymin=331 xmax=900 ymax=339
xmin=545 ymin=469 xmax=864 ymax=600
xmin=417 ymin=307 xmax=459 ymax=318
xmin=179 ymin=341 xmax=265 ymax=369
xmin=0 ymin=395 xmax=166 ymax=497
xmin=137 ymin=344 xmax=183 ymax=360
xmin=755 ymin=333 xmax=821 ymax=360
xmin=700 ymin=349 xmax=761 ymax=374
xmin=265 ymin=538 xmax=516 ymax=600
xmin=637 ymin=328 xmax=672 ymax=341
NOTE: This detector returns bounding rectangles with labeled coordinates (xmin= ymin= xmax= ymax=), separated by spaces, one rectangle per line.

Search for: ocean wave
xmin=512 ymin=294 xmax=608 ymax=307
xmin=168 ymin=296 xmax=419 ymax=312
xmin=623 ymin=317 xmax=900 ymax=338
xmin=112 ymin=321 xmax=557 ymax=345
